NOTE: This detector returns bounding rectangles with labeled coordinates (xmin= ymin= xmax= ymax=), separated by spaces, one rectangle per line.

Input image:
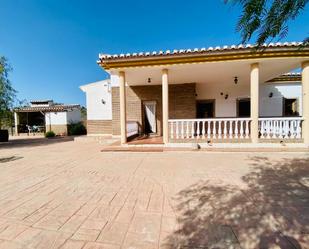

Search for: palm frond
xmin=225 ymin=0 xmax=309 ymax=45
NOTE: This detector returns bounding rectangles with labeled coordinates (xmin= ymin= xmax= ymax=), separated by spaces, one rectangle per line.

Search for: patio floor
xmin=0 ymin=139 xmax=308 ymax=249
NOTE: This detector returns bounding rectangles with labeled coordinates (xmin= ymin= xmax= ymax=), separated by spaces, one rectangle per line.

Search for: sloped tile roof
xmin=98 ymin=42 xmax=305 ymax=60
xmin=15 ymin=104 xmax=80 ymax=113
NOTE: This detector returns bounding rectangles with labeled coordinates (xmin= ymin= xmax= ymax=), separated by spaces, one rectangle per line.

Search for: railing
xmin=127 ymin=121 xmax=140 ymax=138
xmin=169 ymin=118 xmax=251 ymax=140
xmin=258 ymin=117 xmax=303 ymax=139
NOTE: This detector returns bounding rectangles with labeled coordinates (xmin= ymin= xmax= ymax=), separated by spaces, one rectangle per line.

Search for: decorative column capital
xmin=162 ymin=69 xmax=168 ymax=74
xmin=302 ymin=61 xmax=309 ymax=68
xmin=251 ymin=63 xmax=259 ymax=69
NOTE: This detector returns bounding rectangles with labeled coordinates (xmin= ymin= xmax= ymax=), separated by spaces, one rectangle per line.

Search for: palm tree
xmin=225 ymin=0 xmax=309 ymax=46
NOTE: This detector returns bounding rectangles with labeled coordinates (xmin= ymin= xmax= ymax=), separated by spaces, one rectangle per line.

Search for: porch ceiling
xmin=112 ymin=57 xmax=305 ymax=86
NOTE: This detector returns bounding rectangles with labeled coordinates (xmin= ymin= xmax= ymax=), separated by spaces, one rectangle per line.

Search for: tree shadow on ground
xmin=163 ymin=156 xmax=309 ymax=249
xmin=0 ymin=156 xmax=23 ymax=163
xmin=0 ymin=136 xmax=74 ymax=149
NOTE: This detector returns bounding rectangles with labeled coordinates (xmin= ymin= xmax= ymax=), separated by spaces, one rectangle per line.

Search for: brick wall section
xmin=87 ymin=120 xmax=112 ymax=135
xmin=112 ymin=83 xmax=196 ymax=136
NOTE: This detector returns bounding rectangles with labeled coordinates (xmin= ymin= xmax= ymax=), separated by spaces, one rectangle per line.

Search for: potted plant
xmin=0 ymin=57 xmax=16 ymax=142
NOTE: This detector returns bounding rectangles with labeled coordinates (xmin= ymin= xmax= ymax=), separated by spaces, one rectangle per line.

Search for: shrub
xmin=68 ymin=122 xmax=87 ymax=135
xmin=45 ymin=131 xmax=55 ymax=138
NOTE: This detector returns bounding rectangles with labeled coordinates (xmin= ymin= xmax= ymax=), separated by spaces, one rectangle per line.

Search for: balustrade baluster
xmin=240 ymin=120 xmax=244 ymax=138
xmin=223 ymin=121 xmax=227 ymax=139
xmin=296 ymin=120 xmax=301 ymax=139
xmin=202 ymin=121 xmax=206 ymax=139
xmin=245 ymin=120 xmax=250 ymax=138
xmin=235 ymin=121 xmax=239 ymax=139
xmin=181 ymin=121 xmax=184 ymax=139
xmin=229 ymin=120 xmax=233 ymax=139
xmin=186 ymin=121 xmax=189 ymax=138
xmin=212 ymin=121 xmax=216 ymax=139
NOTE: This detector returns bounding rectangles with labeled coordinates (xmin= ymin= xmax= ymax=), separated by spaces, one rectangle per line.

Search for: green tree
xmin=0 ymin=57 xmax=16 ymax=129
xmin=225 ymin=0 xmax=309 ymax=45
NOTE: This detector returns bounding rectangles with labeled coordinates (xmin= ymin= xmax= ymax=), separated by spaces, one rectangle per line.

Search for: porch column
xmin=302 ymin=61 xmax=309 ymax=145
xmin=250 ymin=63 xmax=259 ymax=143
xmin=14 ymin=112 xmax=19 ymax=136
xmin=162 ymin=69 xmax=169 ymax=144
xmin=119 ymin=71 xmax=127 ymax=144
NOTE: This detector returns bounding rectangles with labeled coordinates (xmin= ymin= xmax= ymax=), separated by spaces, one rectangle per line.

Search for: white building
xmin=80 ymin=79 xmax=112 ymax=135
xmin=81 ymin=42 xmax=309 ymax=148
xmin=14 ymin=100 xmax=81 ymax=135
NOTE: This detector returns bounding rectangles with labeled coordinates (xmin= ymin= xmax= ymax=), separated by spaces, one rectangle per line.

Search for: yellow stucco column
xmin=162 ymin=69 xmax=169 ymax=144
xmin=302 ymin=61 xmax=309 ymax=145
xmin=250 ymin=63 xmax=259 ymax=143
xmin=119 ymin=71 xmax=127 ymax=144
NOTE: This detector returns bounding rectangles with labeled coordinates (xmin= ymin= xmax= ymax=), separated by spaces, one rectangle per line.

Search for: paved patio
xmin=0 ymin=139 xmax=308 ymax=249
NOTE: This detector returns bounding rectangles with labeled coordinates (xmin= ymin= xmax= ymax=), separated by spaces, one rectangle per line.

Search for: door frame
xmin=196 ymin=99 xmax=216 ymax=118
xmin=142 ymin=100 xmax=158 ymax=135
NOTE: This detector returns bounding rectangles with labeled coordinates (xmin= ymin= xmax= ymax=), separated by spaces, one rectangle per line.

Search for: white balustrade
xmin=258 ymin=117 xmax=303 ymax=139
xmin=168 ymin=118 xmax=251 ymax=140
xmin=169 ymin=117 xmax=303 ymax=141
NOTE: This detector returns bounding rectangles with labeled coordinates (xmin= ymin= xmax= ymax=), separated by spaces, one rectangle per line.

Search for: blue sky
xmin=1 ymin=0 xmax=308 ymax=106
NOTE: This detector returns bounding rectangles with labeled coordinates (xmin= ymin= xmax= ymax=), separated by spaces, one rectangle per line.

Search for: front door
xmin=143 ymin=101 xmax=157 ymax=134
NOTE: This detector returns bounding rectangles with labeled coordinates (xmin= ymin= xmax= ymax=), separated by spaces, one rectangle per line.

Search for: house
xmin=84 ymin=42 xmax=309 ymax=147
xmin=80 ymin=80 xmax=112 ymax=135
xmin=14 ymin=100 xmax=81 ymax=135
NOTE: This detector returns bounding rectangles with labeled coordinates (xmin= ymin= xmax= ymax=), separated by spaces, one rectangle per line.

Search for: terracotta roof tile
xmin=98 ymin=41 xmax=305 ymax=61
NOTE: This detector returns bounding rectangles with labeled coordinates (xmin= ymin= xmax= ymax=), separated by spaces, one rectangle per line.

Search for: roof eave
xmin=98 ymin=45 xmax=309 ymax=70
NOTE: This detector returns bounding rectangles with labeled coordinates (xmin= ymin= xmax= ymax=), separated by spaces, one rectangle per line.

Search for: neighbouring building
xmin=14 ymin=100 xmax=81 ymax=135
xmin=80 ymin=79 xmax=112 ymax=135
xmin=82 ymin=42 xmax=309 ymax=147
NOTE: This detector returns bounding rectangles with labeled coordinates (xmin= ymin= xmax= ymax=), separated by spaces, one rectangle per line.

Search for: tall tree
xmin=0 ymin=57 xmax=16 ymax=129
xmin=225 ymin=0 xmax=309 ymax=45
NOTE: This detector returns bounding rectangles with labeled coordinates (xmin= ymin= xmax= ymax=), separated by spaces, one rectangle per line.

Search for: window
xmin=237 ymin=98 xmax=250 ymax=117
xmin=196 ymin=100 xmax=215 ymax=118
xmin=283 ymin=98 xmax=299 ymax=116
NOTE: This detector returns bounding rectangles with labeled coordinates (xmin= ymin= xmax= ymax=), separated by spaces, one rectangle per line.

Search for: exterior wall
xmin=45 ymin=110 xmax=80 ymax=135
xmin=87 ymin=120 xmax=112 ymax=135
xmin=196 ymin=82 xmax=250 ymax=117
xmin=112 ymin=83 xmax=196 ymax=136
xmin=49 ymin=125 xmax=68 ymax=135
xmin=45 ymin=112 xmax=67 ymax=125
xmin=67 ymin=109 xmax=81 ymax=124
xmin=259 ymin=82 xmax=302 ymax=117
xmin=196 ymin=82 xmax=302 ymax=117
xmin=83 ymin=81 xmax=112 ymax=120
xmin=80 ymin=80 xmax=112 ymax=135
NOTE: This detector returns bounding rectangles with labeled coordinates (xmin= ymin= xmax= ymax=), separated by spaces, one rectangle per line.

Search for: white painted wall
xmin=196 ymin=82 xmax=250 ymax=117
xmin=45 ymin=112 xmax=67 ymax=125
xmin=196 ymin=81 xmax=302 ymax=117
xmin=67 ymin=109 xmax=81 ymax=124
xmin=45 ymin=109 xmax=81 ymax=126
xmin=80 ymin=80 xmax=112 ymax=120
